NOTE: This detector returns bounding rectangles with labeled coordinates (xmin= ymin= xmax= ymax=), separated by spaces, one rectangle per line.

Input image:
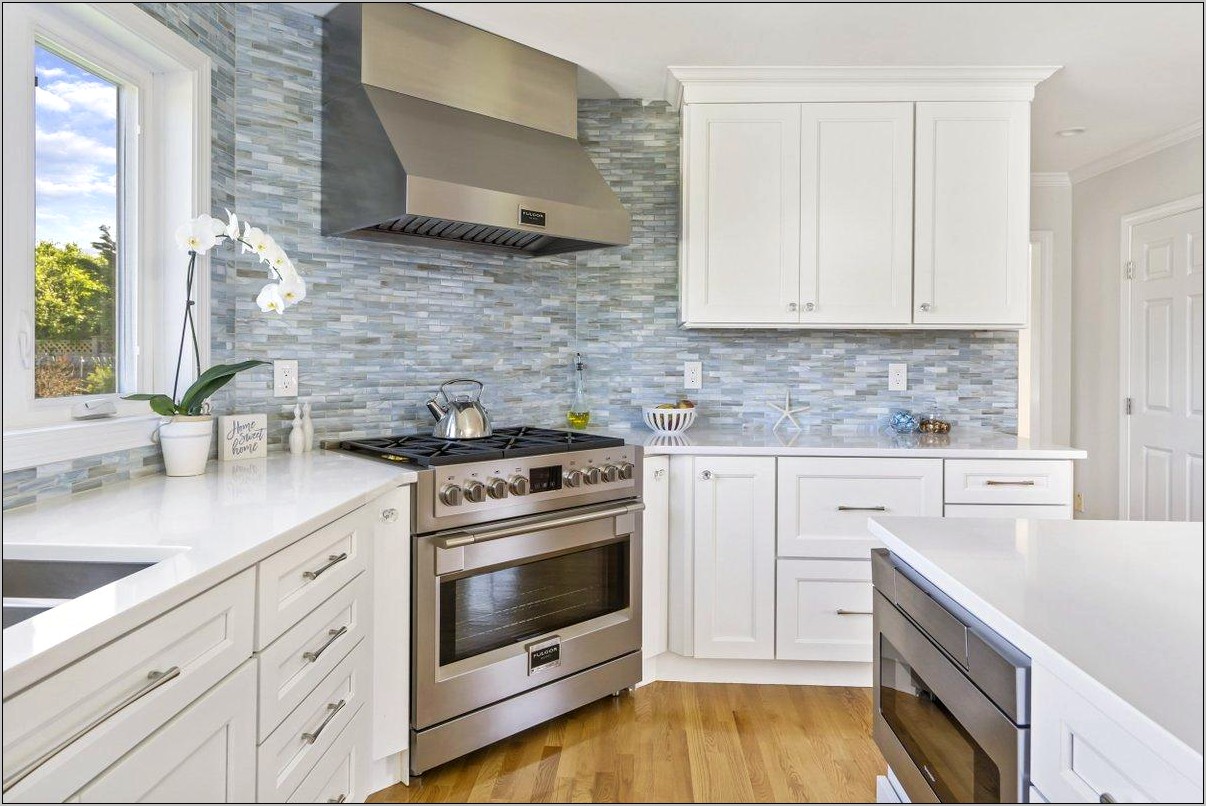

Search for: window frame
xmin=3 ymin=3 xmax=212 ymax=471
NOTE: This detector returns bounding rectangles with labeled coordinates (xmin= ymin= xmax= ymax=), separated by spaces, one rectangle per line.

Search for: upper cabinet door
xmin=799 ymin=103 xmax=914 ymax=325
xmin=914 ymin=101 xmax=1031 ymax=326
xmin=682 ymin=104 xmax=801 ymax=325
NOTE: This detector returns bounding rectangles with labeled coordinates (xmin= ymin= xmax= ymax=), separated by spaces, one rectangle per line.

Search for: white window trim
xmin=2 ymin=3 xmax=211 ymax=472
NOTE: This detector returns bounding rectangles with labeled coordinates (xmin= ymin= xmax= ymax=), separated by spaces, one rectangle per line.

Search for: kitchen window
xmin=2 ymin=3 xmax=211 ymax=469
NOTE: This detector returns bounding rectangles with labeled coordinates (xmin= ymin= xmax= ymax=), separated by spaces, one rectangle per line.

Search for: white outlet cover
xmin=888 ymin=363 xmax=907 ymax=392
xmin=684 ymin=361 xmax=702 ymax=390
xmin=274 ymin=359 xmax=298 ymax=397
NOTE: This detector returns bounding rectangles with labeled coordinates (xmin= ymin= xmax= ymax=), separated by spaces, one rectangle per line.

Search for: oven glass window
xmin=439 ymin=541 xmax=629 ymax=666
xmin=879 ymin=635 xmax=1001 ymax=802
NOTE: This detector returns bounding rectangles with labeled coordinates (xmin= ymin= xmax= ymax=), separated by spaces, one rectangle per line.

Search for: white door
xmin=799 ymin=103 xmax=914 ymax=325
xmin=74 ymin=662 xmax=257 ymax=802
xmin=683 ymin=103 xmax=801 ymax=325
xmin=692 ymin=456 xmax=776 ymax=659
xmin=914 ymin=101 xmax=1030 ymax=326
xmin=641 ymin=456 xmax=670 ymax=669
xmin=1126 ymin=204 xmax=1204 ymax=521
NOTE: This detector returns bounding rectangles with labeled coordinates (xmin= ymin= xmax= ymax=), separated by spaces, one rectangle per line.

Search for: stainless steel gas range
xmin=337 ymin=427 xmax=643 ymax=775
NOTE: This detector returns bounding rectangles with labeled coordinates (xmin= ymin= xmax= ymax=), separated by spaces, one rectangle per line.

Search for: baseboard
xmin=651 ymin=652 xmax=872 ymax=686
xmin=368 ymin=750 xmax=409 ymax=795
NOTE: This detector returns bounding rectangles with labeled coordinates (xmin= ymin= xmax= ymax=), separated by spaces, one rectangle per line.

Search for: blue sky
xmin=35 ymin=46 xmax=118 ymax=253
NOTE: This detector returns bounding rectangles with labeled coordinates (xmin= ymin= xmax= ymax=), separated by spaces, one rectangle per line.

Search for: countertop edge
xmin=867 ymin=518 xmax=1204 ymax=779
xmin=639 ymin=444 xmax=1088 ymax=459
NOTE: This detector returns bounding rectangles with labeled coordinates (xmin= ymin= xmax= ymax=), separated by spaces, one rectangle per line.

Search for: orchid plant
xmin=124 ymin=210 xmax=308 ymax=417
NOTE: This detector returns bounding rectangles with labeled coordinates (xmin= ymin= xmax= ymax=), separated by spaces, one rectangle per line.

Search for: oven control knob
xmin=464 ymin=480 xmax=486 ymax=503
xmin=601 ymin=465 xmax=620 ymax=483
xmin=486 ymin=477 xmax=509 ymax=499
xmin=508 ymin=475 xmax=530 ymax=496
xmin=617 ymin=462 xmax=635 ymax=480
xmin=439 ymin=484 xmax=464 ymax=507
xmin=564 ymin=469 xmax=584 ymax=488
xmin=584 ymin=466 xmax=602 ymax=485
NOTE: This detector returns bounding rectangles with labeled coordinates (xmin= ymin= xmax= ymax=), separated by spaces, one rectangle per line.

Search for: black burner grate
xmin=339 ymin=427 xmax=625 ymax=467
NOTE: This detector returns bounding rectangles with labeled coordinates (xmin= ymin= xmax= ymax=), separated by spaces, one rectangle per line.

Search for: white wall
xmin=1031 ymin=182 xmax=1073 ymax=444
xmin=1071 ymin=136 xmax=1203 ymax=519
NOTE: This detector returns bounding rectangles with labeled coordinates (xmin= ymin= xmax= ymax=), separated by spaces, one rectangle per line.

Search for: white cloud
xmin=41 ymin=78 xmax=116 ymax=119
xmin=38 ymin=67 xmax=67 ymax=80
xmin=34 ymin=86 xmax=70 ymax=112
xmin=36 ymin=127 xmax=116 ymax=163
xmin=36 ymin=175 xmax=116 ymax=197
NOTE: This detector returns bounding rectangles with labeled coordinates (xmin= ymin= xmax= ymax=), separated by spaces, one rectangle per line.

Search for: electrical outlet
xmin=273 ymin=359 xmax=298 ymax=397
xmin=684 ymin=361 xmax=702 ymax=390
xmin=1074 ymin=492 xmax=1085 ymax=513
xmin=888 ymin=363 xmax=908 ymax=392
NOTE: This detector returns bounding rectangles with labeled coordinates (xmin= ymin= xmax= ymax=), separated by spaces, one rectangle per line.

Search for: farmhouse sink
xmin=2 ymin=559 xmax=155 ymax=628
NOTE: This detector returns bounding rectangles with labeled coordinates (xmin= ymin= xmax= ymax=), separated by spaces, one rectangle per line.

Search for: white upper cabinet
xmin=799 ymin=103 xmax=914 ymax=325
xmin=913 ymin=101 xmax=1031 ymax=326
xmin=682 ymin=103 xmax=801 ymax=324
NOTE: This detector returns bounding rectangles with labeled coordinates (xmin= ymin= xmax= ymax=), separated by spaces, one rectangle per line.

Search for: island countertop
xmin=3 ymin=451 xmax=416 ymax=693
xmin=868 ymin=515 xmax=1203 ymax=763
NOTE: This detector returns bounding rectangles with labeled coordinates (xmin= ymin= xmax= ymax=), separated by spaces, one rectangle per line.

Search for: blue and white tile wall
xmin=2 ymin=3 xmax=1016 ymax=509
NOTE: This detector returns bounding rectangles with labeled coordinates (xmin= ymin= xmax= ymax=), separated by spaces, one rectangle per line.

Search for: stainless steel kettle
xmin=425 ymin=379 xmax=493 ymax=439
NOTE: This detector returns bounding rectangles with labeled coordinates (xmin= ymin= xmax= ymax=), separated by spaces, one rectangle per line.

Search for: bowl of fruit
xmin=642 ymin=400 xmax=697 ymax=434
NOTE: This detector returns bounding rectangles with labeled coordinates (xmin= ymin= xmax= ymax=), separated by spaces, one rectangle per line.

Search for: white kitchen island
xmin=869 ymin=516 xmax=1203 ymax=803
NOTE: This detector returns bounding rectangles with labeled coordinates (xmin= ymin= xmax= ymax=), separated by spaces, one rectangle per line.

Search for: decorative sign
xmin=219 ymin=414 xmax=268 ymax=461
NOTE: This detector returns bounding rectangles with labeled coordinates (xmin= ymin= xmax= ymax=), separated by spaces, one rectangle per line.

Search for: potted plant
xmin=126 ymin=210 xmax=307 ymax=476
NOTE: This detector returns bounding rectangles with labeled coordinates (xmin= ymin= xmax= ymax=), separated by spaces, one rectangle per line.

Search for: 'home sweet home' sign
xmin=219 ymin=414 xmax=268 ymax=461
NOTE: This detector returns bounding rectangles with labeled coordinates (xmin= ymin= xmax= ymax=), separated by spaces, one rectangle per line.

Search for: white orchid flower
xmin=242 ymin=224 xmax=274 ymax=258
xmin=223 ymin=208 xmax=240 ymax=241
xmin=256 ymin=282 xmax=286 ymax=314
xmin=279 ymin=272 xmax=306 ymax=307
xmin=174 ymin=214 xmax=223 ymax=253
xmin=263 ymin=243 xmax=294 ymax=276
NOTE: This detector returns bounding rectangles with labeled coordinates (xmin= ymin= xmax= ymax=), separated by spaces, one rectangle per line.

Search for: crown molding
xmin=663 ymin=65 xmax=1061 ymax=107
xmin=1030 ymin=172 xmax=1072 ymax=188
xmin=1070 ymin=119 xmax=1203 ymax=184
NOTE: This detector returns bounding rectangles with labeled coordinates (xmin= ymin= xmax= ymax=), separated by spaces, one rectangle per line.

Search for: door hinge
xmin=1125 ymin=397 xmax=1133 ymax=415
xmin=1124 ymin=260 xmax=1135 ymax=280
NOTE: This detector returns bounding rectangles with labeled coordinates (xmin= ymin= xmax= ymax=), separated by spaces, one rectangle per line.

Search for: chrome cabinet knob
xmin=564 ymin=469 xmax=584 ymax=488
xmin=508 ymin=475 xmax=530 ymax=496
xmin=601 ymin=465 xmax=620 ymax=483
xmin=919 ymin=302 xmax=932 ymax=312
xmin=463 ymin=480 xmax=486 ymax=503
xmin=584 ymin=466 xmax=602 ymax=485
xmin=700 ymin=470 xmax=712 ymax=480
xmin=439 ymin=484 xmax=463 ymax=507
xmin=380 ymin=507 xmax=399 ymax=523
xmin=803 ymin=302 xmax=815 ymax=312
xmin=617 ymin=462 xmax=635 ymax=480
xmin=787 ymin=302 xmax=799 ymax=312
xmin=486 ymin=477 xmax=508 ymax=499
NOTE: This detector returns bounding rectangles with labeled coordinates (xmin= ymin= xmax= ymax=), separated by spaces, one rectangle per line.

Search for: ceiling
xmin=293 ymin=2 xmax=1203 ymax=173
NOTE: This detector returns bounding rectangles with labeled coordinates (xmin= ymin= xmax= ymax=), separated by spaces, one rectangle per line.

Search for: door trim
xmin=1117 ymin=193 xmax=1203 ymax=519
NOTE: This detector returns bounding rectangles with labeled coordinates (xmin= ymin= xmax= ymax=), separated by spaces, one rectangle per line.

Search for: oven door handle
xmin=431 ymin=502 xmax=645 ymax=549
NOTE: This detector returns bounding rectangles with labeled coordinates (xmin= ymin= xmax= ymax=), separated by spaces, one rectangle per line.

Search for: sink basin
xmin=2 ymin=559 xmax=155 ymax=628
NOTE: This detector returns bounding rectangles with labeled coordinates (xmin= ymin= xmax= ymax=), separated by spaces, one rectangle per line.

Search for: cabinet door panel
xmin=642 ymin=456 xmax=671 ymax=664
xmin=692 ymin=457 xmax=776 ymax=658
xmin=684 ymin=104 xmax=801 ymax=324
xmin=914 ymin=101 xmax=1030 ymax=326
xmin=800 ymin=103 xmax=914 ymax=324
xmin=776 ymin=559 xmax=873 ymax=662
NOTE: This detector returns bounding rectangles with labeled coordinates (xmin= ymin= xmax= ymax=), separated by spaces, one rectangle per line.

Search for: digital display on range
xmin=529 ymin=465 xmax=562 ymax=493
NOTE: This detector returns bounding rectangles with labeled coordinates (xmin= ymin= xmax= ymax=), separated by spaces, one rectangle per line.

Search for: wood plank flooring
xmin=370 ymin=682 xmax=886 ymax=803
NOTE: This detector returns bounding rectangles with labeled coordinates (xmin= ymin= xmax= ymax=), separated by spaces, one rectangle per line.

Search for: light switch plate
xmin=273 ymin=359 xmax=298 ymax=397
xmin=888 ymin=363 xmax=907 ymax=392
xmin=684 ymin=361 xmax=702 ymax=390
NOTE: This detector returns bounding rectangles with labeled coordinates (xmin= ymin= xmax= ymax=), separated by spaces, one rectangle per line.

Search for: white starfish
xmin=770 ymin=390 xmax=807 ymax=430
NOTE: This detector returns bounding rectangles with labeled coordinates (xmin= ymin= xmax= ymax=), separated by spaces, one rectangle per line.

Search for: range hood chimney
xmin=321 ymin=3 xmax=631 ymax=257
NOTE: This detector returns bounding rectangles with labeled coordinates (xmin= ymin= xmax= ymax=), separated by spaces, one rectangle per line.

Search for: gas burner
xmin=338 ymin=427 xmax=625 ymax=467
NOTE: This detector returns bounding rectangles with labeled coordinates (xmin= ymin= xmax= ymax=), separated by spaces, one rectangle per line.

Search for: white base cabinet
xmin=641 ymin=456 xmax=671 ymax=681
xmin=775 ymin=559 xmax=874 ymax=662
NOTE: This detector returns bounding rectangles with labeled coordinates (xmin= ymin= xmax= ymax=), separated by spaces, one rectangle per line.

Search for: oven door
xmin=414 ymin=501 xmax=642 ymax=729
xmin=873 ymin=591 xmax=1028 ymax=803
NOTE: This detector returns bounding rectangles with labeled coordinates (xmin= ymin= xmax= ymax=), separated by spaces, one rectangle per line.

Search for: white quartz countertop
xmin=3 ymin=451 xmax=415 ymax=693
xmin=597 ymin=425 xmax=1086 ymax=459
xmin=868 ymin=516 xmax=1203 ymax=760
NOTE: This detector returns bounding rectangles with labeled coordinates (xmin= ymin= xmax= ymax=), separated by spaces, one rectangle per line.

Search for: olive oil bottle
xmin=567 ymin=352 xmax=590 ymax=429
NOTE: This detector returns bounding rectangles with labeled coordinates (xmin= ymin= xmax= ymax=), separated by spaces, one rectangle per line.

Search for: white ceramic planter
xmin=157 ymin=416 xmax=214 ymax=477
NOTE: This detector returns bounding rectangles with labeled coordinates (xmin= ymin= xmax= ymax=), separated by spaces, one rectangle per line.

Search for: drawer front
xmin=257 ymin=504 xmax=372 ymax=648
xmin=258 ymin=639 xmax=369 ymax=803
xmin=258 ymin=573 xmax=369 ymax=741
xmin=944 ymin=504 xmax=1073 ymax=519
xmin=944 ymin=459 xmax=1072 ymax=505
xmin=775 ymin=559 xmax=873 ymax=662
xmin=777 ymin=458 xmax=943 ymax=558
xmin=1031 ymin=665 xmax=1202 ymax=803
xmin=3 ymin=570 xmax=255 ymax=802
xmin=288 ymin=706 xmax=370 ymax=804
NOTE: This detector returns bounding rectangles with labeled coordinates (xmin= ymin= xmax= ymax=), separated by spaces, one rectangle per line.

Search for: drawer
xmin=944 ymin=504 xmax=1072 ymax=519
xmin=777 ymin=458 xmax=943 ymax=558
xmin=258 ymin=503 xmax=371 ymax=648
xmin=288 ymin=706 xmax=370 ymax=804
xmin=3 ymin=570 xmax=255 ymax=802
xmin=775 ymin=559 xmax=873 ymax=662
xmin=258 ymin=573 xmax=369 ymax=741
xmin=944 ymin=459 xmax=1072 ymax=505
xmin=1031 ymin=664 xmax=1202 ymax=803
xmin=258 ymin=639 xmax=370 ymax=803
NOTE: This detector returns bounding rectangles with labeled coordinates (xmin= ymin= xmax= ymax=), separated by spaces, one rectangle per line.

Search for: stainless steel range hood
xmin=321 ymin=3 xmax=631 ymax=257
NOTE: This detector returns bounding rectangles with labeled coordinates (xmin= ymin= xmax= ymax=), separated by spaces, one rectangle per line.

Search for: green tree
xmin=34 ymin=234 xmax=115 ymax=342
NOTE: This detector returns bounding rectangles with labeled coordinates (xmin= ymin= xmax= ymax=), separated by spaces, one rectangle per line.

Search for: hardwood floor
xmin=370 ymin=682 xmax=886 ymax=803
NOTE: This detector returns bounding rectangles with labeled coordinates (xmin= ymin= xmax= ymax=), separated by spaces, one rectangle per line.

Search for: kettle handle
xmin=438 ymin=378 xmax=484 ymax=401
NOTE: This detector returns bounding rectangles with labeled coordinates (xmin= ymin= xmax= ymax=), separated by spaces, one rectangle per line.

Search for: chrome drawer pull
xmin=984 ymin=479 xmax=1036 ymax=486
xmin=328 ymin=796 xmax=347 ymax=804
xmin=836 ymin=609 xmax=873 ymax=616
xmin=302 ymin=699 xmax=347 ymax=744
xmin=837 ymin=505 xmax=887 ymax=512
xmin=303 ymin=552 xmax=348 ymax=580
xmin=2 ymin=666 xmax=181 ymax=793
xmin=1099 ymin=795 xmax=1117 ymax=804
xmin=302 ymin=626 xmax=349 ymax=663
